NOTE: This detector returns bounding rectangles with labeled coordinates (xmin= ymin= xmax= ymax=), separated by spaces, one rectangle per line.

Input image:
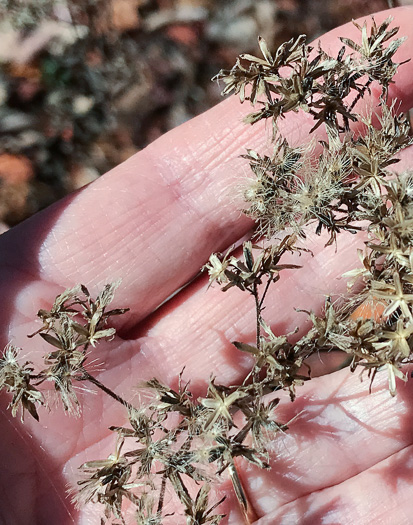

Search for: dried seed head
xmin=0 ymin=344 xmax=44 ymax=421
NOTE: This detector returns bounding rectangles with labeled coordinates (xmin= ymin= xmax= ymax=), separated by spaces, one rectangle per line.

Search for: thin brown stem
xmin=259 ymin=277 xmax=273 ymax=309
xmin=79 ymin=369 xmax=135 ymax=412
xmin=157 ymin=473 xmax=167 ymax=515
xmin=253 ymin=283 xmax=261 ymax=350
xmin=349 ymin=78 xmax=373 ymax=112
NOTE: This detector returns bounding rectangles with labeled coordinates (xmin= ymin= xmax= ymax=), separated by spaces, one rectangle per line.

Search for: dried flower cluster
xmin=209 ymin=16 xmax=413 ymax=401
xmin=2 ymin=15 xmax=413 ymax=525
xmin=0 ymin=281 xmax=129 ymax=419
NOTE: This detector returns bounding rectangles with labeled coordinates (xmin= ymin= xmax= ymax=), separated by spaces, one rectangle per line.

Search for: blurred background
xmin=0 ymin=0 xmax=409 ymax=230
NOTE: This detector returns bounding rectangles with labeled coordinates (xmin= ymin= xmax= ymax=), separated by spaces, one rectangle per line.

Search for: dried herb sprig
xmin=214 ymin=16 xmax=407 ymax=133
xmin=0 ymin=343 xmax=44 ymax=421
xmin=208 ymin=17 xmax=413 ymax=402
xmin=203 ymin=15 xmax=413 ymax=514
xmin=0 ymin=281 xmax=131 ymax=418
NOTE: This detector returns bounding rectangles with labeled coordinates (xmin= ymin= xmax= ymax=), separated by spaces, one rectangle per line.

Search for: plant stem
xmin=259 ymin=277 xmax=273 ymax=309
xmin=79 ymin=369 xmax=135 ymax=412
xmin=253 ymin=283 xmax=261 ymax=350
xmin=157 ymin=473 xmax=167 ymax=514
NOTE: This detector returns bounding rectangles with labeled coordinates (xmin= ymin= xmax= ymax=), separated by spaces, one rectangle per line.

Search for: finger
xmin=2 ymin=7 xmax=413 ymax=332
xmin=237 ymin=365 xmax=413 ymax=522
xmin=255 ymin=442 xmax=413 ymax=524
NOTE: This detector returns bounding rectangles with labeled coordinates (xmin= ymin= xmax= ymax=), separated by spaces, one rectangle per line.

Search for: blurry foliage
xmin=0 ymin=0 xmax=405 ymax=226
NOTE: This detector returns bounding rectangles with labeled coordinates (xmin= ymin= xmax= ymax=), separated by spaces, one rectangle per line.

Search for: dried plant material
xmin=4 ymin=15 xmax=413 ymax=525
xmin=134 ymin=493 xmax=162 ymax=525
xmin=0 ymin=344 xmax=43 ymax=420
xmin=184 ymin=484 xmax=225 ymax=525
xmin=64 ymin=18 xmax=413 ymax=518
xmin=73 ymin=437 xmax=144 ymax=522
xmin=2 ymin=282 xmax=129 ymax=418
xmin=28 ymin=284 xmax=83 ymax=337
xmin=200 ymin=380 xmax=248 ymax=430
xmin=215 ymin=17 xmax=409 ymax=134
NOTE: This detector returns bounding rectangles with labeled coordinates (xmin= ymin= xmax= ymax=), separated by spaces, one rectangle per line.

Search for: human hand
xmin=1 ymin=6 xmax=413 ymax=524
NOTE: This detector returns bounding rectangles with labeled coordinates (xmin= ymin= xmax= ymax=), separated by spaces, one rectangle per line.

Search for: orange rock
xmin=0 ymin=154 xmax=33 ymax=184
xmin=0 ymin=155 xmax=32 ymax=223
xmin=7 ymin=63 xmax=41 ymax=81
xmin=0 ymin=182 xmax=30 ymax=224
xmin=112 ymin=0 xmax=141 ymax=32
xmin=61 ymin=127 xmax=74 ymax=142
xmin=166 ymin=24 xmax=199 ymax=46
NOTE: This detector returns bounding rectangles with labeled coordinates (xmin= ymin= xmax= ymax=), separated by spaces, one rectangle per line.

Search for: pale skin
xmin=2 ymin=6 xmax=413 ymax=524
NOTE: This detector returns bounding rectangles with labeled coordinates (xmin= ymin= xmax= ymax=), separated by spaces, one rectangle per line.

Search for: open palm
xmin=2 ymin=7 xmax=413 ymax=524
